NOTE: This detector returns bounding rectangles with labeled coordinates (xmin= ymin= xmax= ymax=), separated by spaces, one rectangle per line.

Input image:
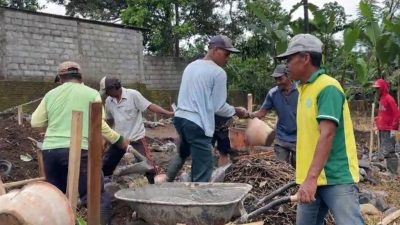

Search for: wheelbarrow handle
xmin=254 ymin=181 xmax=297 ymax=208
xmin=237 ymin=195 xmax=297 ymax=224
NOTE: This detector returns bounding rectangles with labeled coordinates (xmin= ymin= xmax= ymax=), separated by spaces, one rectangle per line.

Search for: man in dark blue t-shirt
xmin=249 ymin=64 xmax=298 ymax=167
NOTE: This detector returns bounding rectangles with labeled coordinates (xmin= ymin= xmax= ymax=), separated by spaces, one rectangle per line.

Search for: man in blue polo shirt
xmin=249 ymin=64 xmax=298 ymax=167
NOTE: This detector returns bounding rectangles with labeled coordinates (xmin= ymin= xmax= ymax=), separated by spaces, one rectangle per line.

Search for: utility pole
xmin=303 ymin=0 xmax=309 ymax=33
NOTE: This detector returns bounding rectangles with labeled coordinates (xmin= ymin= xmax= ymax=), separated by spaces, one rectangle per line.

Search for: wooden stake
xmin=247 ymin=93 xmax=253 ymax=113
xmin=87 ymin=103 xmax=103 ymax=225
xmin=4 ymin=177 xmax=45 ymax=189
xmin=369 ymin=103 xmax=375 ymax=161
xmin=0 ymin=177 xmax=6 ymax=195
xmin=378 ymin=209 xmax=400 ymax=225
xmin=36 ymin=150 xmax=45 ymax=178
xmin=17 ymin=106 xmax=23 ymax=125
xmin=66 ymin=111 xmax=83 ymax=215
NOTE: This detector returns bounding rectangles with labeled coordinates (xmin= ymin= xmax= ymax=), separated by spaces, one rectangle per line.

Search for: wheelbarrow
xmin=115 ymin=182 xmax=252 ymax=225
xmin=115 ymin=181 xmax=297 ymax=225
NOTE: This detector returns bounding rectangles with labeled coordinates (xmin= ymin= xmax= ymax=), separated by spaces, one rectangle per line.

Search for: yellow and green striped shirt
xmin=296 ymin=69 xmax=359 ymax=186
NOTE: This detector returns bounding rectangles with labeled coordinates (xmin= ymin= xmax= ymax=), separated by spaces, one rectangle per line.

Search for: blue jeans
xmin=296 ymin=184 xmax=364 ymax=225
xmin=166 ymin=117 xmax=213 ymax=182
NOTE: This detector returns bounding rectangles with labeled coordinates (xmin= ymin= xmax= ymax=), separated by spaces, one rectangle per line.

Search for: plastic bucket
xmin=0 ymin=181 xmax=75 ymax=225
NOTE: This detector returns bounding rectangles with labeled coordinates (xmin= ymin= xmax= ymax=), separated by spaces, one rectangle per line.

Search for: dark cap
xmin=208 ymin=35 xmax=240 ymax=53
xmin=271 ymin=64 xmax=288 ymax=77
xmin=99 ymin=76 xmax=121 ymax=95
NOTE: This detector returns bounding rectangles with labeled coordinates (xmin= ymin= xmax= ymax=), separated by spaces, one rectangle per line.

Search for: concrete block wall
xmin=0 ymin=7 xmax=148 ymax=85
xmin=143 ymin=56 xmax=187 ymax=90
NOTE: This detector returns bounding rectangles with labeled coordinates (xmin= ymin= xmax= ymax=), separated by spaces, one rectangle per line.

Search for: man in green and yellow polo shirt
xmin=277 ymin=34 xmax=364 ymax=225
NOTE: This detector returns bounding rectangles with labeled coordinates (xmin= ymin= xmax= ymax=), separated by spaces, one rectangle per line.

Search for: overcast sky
xmin=38 ymin=0 xmax=360 ymax=20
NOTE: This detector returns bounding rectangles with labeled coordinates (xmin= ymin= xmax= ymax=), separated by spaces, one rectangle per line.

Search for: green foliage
xmin=47 ymin=0 xmax=126 ymax=21
xmin=1 ymin=0 xmax=41 ymax=10
xmin=76 ymin=217 xmax=87 ymax=225
xmin=226 ymin=56 xmax=275 ymax=103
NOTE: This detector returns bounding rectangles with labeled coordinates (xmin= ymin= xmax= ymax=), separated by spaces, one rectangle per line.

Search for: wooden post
xmin=247 ymin=93 xmax=253 ymax=113
xmin=17 ymin=106 xmax=23 ymax=125
xmin=66 ymin=111 xmax=83 ymax=215
xmin=0 ymin=177 xmax=6 ymax=195
xmin=87 ymin=103 xmax=103 ymax=225
xmin=369 ymin=103 xmax=375 ymax=161
xmin=36 ymin=150 xmax=45 ymax=177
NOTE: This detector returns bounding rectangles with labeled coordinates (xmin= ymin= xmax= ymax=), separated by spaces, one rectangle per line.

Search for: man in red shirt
xmin=373 ymin=79 xmax=400 ymax=175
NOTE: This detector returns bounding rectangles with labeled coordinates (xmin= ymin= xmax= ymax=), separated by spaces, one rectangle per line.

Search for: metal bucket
xmin=0 ymin=181 xmax=75 ymax=225
xmin=115 ymin=182 xmax=252 ymax=225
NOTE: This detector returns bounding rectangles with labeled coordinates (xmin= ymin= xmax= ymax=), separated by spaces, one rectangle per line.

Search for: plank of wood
xmin=17 ymin=106 xmax=23 ymax=126
xmin=369 ymin=103 xmax=375 ymax=161
xmin=36 ymin=150 xmax=45 ymax=178
xmin=225 ymin=222 xmax=263 ymax=225
xmin=378 ymin=209 xmax=400 ymax=225
xmin=66 ymin=111 xmax=83 ymax=216
xmin=0 ymin=177 xmax=6 ymax=195
xmin=247 ymin=93 xmax=253 ymax=113
xmin=87 ymin=103 xmax=103 ymax=225
xmin=4 ymin=177 xmax=45 ymax=189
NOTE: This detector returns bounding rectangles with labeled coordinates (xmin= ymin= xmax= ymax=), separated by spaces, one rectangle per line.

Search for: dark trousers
xmin=42 ymin=148 xmax=111 ymax=210
xmin=102 ymin=139 xmax=156 ymax=184
xmin=379 ymin=131 xmax=398 ymax=175
xmin=166 ymin=117 xmax=213 ymax=182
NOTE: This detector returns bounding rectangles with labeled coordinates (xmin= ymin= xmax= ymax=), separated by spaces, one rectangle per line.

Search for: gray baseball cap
xmin=208 ymin=35 xmax=240 ymax=53
xmin=276 ymin=34 xmax=323 ymax=59
xmin=271 ymin=64 xmax=288 ymax=77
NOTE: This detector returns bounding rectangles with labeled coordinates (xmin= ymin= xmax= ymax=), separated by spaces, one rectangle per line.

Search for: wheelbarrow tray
xmin=115 ymin=182 xmax=252 ymax=225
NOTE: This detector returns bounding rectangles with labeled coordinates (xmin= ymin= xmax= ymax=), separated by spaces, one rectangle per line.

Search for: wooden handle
xmin=247 ymin=94 xmax=253 ymax=113
xmin=87 ymin=103 xmax=103 ymax=225
xmin=369 ymin=103 xmax=375 ymax=161
xmin=290 ymin=194 xmax=298 ymax=202
xmin=4 ymin=177 xmax=45 ymax=189
xmin=67 ymin=111 xmax=83 ymax=215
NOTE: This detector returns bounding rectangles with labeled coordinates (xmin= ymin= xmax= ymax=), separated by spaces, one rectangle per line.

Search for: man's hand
xmin=118 ymin=138 xmax=129 ymax=150
xmin=235 ymin=107 xmax=248 ymax=118
xmin=297 ymin=177 xmax=317 ymax=204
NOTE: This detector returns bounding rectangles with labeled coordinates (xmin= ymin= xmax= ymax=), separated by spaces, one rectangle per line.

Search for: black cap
xmin=271 ymin=64 xmax=288 ymax=77
xmin=208 ymin=35 xmax=240 ymax=53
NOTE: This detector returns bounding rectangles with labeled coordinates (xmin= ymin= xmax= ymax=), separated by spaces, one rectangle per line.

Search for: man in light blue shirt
xmin=165 ymin=35 xmax=247 ymax=182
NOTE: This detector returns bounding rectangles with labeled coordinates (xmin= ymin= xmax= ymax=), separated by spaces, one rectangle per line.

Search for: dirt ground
xmin=1 ymin=116 xmax=399 ymax=225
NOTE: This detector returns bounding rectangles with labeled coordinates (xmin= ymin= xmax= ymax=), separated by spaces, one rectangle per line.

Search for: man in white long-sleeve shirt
xmin=165 ymin=35 xmax=247 ymax=182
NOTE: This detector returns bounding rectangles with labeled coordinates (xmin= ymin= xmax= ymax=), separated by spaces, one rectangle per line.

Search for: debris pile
xmin=224 ymin=156 xmax=298 ymax=225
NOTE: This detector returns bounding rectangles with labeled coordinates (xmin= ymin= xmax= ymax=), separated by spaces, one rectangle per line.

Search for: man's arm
xmin=148 ymin=104 xmax=174 ymax=116
xmin=249 ymin=108 xmax=268 ymax=119
xmin=297 ymin=120 xmax=336 ymax=203
xmin=31 ymin=98 xmax=48 ymax=128
xmin=95 ymin=95 xmax=129 ymax=150
xmin=213 ymin=71 xmax=236 ymax=117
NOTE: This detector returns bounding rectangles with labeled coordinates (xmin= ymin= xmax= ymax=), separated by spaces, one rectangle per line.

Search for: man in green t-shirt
xmin=277 ymin=34 xmax=364 ymax=225
xmin=31 ymin=61 xmax=128 ymax=225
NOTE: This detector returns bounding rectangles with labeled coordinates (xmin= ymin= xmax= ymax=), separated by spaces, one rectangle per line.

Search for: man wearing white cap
xmin=277 ymin=34 xmax=364 ymax=225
